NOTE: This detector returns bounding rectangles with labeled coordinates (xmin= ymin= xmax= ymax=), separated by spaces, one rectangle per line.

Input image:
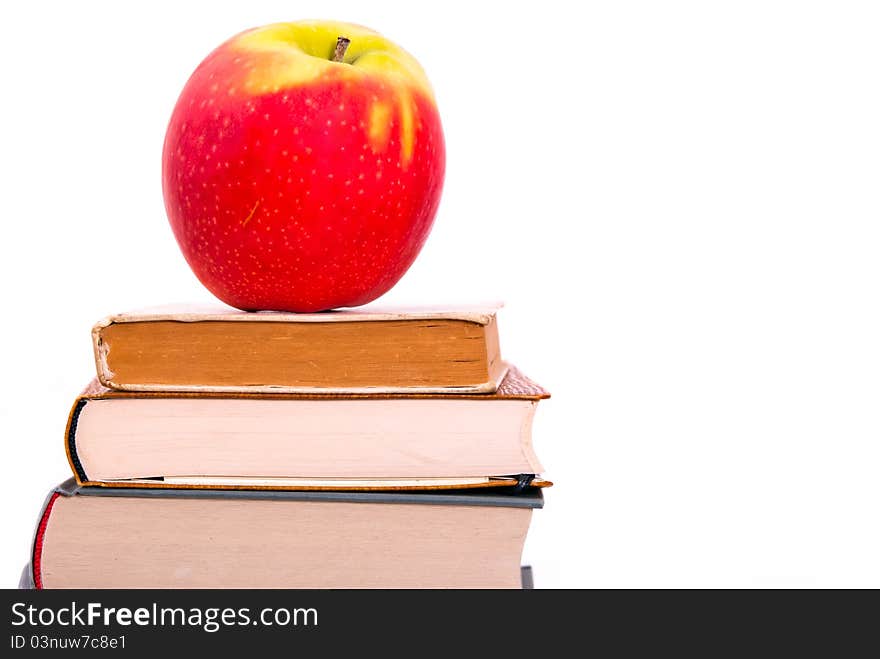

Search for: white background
xmin=1 ymin=1 xmax=879 ymax=588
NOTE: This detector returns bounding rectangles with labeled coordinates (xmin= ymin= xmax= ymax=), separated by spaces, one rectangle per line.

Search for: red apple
xmin=162 ymin=21 xmax=445 ymax=312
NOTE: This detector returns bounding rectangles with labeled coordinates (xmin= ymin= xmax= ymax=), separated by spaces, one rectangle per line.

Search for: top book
xmin=92 ymin=304 xmax=507 ymax=394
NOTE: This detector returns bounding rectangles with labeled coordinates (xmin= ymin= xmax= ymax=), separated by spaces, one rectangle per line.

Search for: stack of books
xmin=23 ymin=305 xmax=550 ymax=588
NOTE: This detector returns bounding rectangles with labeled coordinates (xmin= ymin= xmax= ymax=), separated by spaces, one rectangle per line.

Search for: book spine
xmin=91 ymin=320 xmax=114 ymax=389
xmin=64 ymin=398 xmax=89 ymax=483
xmin=30 ymin=491 xmax=61 ymax=590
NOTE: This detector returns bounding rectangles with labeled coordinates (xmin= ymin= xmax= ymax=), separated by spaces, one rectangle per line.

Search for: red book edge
xmin=32 ymin=492 xmax=60 ymax=590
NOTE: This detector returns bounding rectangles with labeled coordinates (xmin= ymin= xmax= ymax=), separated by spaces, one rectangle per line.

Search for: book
xmin=29 ymin=479 xmax=543 ymax=589
xmin=92 ymin=304 xmax=507 ymax=394
xmin=66 ymin=366 xmax=551 ymax=491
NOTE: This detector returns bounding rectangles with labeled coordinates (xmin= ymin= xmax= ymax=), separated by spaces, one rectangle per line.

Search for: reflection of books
xmin=27 ymin=480 xmax=542 ymax=589
xmin=67 ymin=366 xmax=550 ymax=490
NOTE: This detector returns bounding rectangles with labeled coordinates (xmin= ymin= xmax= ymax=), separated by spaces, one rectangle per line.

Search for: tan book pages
xmin=92 ymin=303 xmax=508 ymax=394
xmin=37 ymin=490 xmax=536 ymax=588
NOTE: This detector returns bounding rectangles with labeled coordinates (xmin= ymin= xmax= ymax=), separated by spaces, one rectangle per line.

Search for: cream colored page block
xmin=76 ymin=398 xmax=541 ymax=480
xmin=40 ymin=496 xmax=531 ymax=588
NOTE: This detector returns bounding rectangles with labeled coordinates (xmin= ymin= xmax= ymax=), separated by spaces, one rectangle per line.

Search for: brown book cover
xmin=92 ymin=304 xmax=507 ymax=394
xmin=66 ymin=366 xmax=551 ymax=492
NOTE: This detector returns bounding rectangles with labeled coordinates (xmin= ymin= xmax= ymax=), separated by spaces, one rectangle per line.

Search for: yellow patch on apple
xmin=231 ymin=21 xmax=429 ymax=167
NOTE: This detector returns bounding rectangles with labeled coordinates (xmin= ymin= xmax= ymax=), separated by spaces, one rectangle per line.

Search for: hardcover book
xmin=29 ymin=480 xmax=543 ymax=589
xmin=66 ymin=366 xmax=550 ymax=491
xmin=92 ymin=304 xmax=507 ymax=394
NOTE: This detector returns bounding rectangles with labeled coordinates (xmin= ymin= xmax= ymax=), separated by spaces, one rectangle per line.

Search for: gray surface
xmin=21 ymin=564 xmax=534 ymax=590
xmin=18 ymin=563 xmax=34 ymax=589
xmin=520 ymin=565 xmax=534 ymax=589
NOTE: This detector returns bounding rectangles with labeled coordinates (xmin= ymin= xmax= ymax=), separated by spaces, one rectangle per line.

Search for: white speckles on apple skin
xmin=162 ymin=57 xmax=445 ymax=312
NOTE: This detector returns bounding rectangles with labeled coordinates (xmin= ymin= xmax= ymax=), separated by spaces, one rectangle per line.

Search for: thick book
xmin=66 ymin=366 xmax=551 ymax=491
xmin=92 ymin=304 xmax=507 ymax=394
xmin=28 ymin=479 xmax=543 ymax=589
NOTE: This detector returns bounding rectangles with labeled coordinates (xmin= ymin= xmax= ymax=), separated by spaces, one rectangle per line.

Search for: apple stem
xmin=332 ymin=36 xmax=351 ymax=62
